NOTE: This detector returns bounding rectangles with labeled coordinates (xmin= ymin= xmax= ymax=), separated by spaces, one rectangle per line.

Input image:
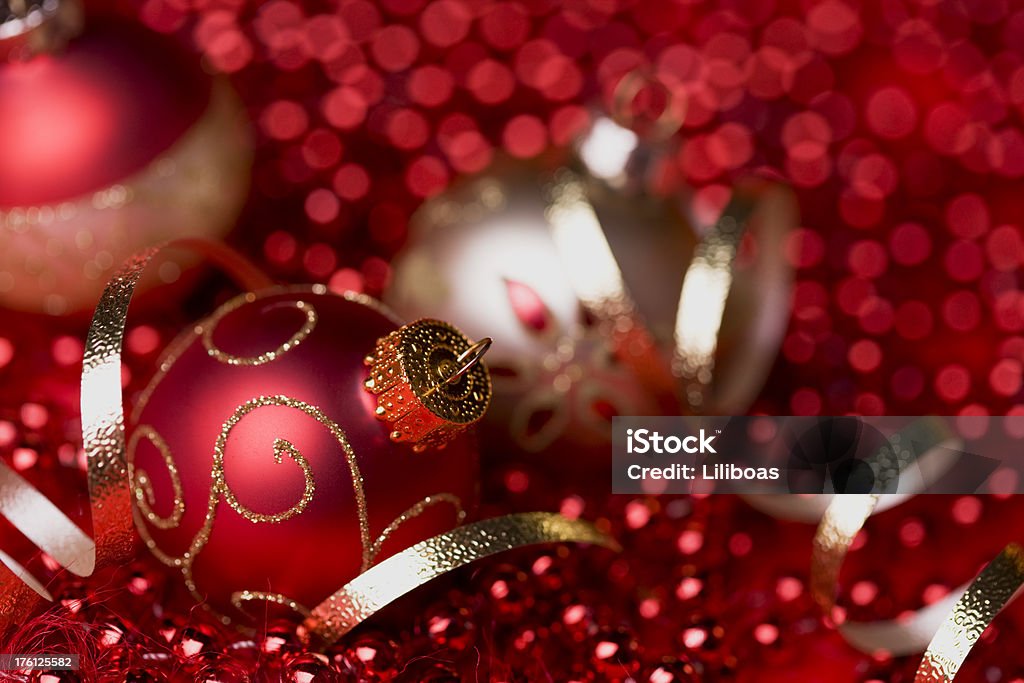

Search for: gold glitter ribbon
xmin=0 ymin=239 xmax=271 ymax=630
xmin=914 ymin=544 xmax=1024 ymax=682
xmin=302 ymin=512 xmax=618 ymax=644
xmin=808 ymin=417 xmax=1017 ymax=658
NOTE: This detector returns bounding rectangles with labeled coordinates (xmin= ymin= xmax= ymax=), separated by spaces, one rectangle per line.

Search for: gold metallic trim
xmin=915 ymin=544 xmax=1024 ymax=682
xmin=810 ymin=418 xmax=982 ymax=657
xmin=231 ymin=590 xmax=313 ymax=620
xmin=82 ymin=245 xmax=166 ymax=566
xmin=368 ymin=493 xmax=466 ymax=563
xmin=302 ymin=512 xmax=618 ymax=644
xmin=128 ymin=426 xmax=185 ymax=530
xmin=202 ymin=296 xmax=318 ymax=366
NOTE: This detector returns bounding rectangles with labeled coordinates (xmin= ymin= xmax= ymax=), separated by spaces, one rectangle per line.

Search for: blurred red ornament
xmin=127 ymin=286 xmax=490 ymax=624
xmin=191 ymin=661 xmax=249 ymax=683
xmin=590 ymin=626 xmax=641 ymax=681
xmin=171 ymin=623 xmax=223 ymax=662
xmin=478 ymin=563 xmax=533 ymax=623
xmin=0 ymin=0 xmax=251 ymax=315
xmin=105 ymin=668 xmax=168 ymax=683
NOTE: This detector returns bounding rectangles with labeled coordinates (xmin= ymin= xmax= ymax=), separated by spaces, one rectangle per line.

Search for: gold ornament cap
xmin=364 ymin=319 xmax=492 ymax=452
xmin=1 ymin=0 xmax=83 ymax=62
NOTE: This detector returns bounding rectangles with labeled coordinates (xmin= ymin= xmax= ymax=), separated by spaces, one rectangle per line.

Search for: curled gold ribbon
xmin=302 ymin=512 xmax=618 ymax=644
xmin=672 ymin=181 xmax=797 ymax=414
xmin=914 ymin=544 xmax=1024 ymax=682
xmin=0 ymin=239 xmax=271 ymax=630
xmin=545 ymin=165 xmax=797 ymax=416
xmin=809 ymin=418 xmax=971 ymax=656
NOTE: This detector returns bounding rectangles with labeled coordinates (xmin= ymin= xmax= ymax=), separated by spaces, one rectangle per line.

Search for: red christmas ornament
xmin=0 ymin=0 xmax=250 ymax=315
xmin=127 ymin=286 xmax=491 ymax=624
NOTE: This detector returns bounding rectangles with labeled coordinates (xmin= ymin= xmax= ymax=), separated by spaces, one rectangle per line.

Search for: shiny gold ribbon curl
xmin=808 ymin=417 xmax=1024 ymax=680
xmin=302 ymin=511 xmax=618 ymax=644
xmin=672 ymin=180 xmax=797 ymax=415
xmin=545 ymin=170 xmax=797 ymax=416
xmin=914 ymin=543 xmax=1024 ymax=683
xmin=810 ymin=417 xmax=965 ymax=656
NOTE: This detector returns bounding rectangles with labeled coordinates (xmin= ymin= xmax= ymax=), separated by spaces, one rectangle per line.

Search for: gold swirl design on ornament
xmin=127 ymin=428 xmax=198 ymax=570
xmin=123 ymin=286 xmax=409 ymax=626
xmin=202 ymin=295 xmax=318 ymax=366
xmin=130 ymin=394 xmax=372 ymax=625
xmin=128 ymin=426 xmax=185 ymax=530
xmin=131 ymin=321 xmax=206 ymax=423
xmin=131 ymin=285 xmax=340 ymax=421
xmin=215 ymin=405 xmax=317 ymax=525
xmin=369 ymin=493 xmax=466 ymax=563
xmin=915 ymin=544 xmax=1024 ymax=683
xmin=0 ymin=240 xmax=267 ymax=634
xmin=212 ymin=398 xmax=350 ymax=533
xmin=230 ymin=590 xmax=313 ymax=620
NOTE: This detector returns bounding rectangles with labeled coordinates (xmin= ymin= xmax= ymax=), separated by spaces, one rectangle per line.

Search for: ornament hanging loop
xmin=429 ymin=336 xmax=493 ymax=392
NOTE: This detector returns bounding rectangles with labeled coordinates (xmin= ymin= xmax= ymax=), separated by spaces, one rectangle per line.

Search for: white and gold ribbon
xmin=545 ymin=168 xmax=679 ymax=410
xmin=806 ymin=418 xmax=969 ymax=655
xmin=545 ymin=167 xmax=797 ymax=416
